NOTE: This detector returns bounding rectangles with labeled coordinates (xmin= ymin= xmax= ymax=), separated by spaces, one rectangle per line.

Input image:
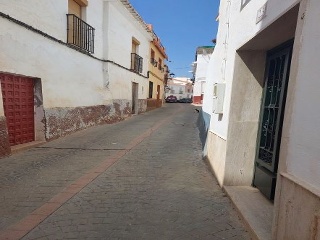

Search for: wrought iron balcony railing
xmin=131 ymin=53 xmax=143 ymax=73
xmin=150 ymin=58 xmax=158 ymax=67
xmin=67 ymin=14 xmax=95 ymax=53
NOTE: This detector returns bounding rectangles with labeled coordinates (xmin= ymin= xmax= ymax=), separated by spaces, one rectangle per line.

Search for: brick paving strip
xmin=0 ymin=107 xmax=183 ymax=240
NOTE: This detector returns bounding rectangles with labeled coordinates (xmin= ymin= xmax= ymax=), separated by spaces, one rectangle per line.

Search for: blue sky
xmin=129 ymin=0 xmax=220 ymax=78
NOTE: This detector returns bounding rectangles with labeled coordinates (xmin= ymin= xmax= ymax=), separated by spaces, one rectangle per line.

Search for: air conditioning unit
xmin=213 ymin=83 xmax=225 ymax=114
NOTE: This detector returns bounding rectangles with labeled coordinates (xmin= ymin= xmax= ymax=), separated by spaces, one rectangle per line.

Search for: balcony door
xmin=68 ymin=0 xmax=81 ymax=18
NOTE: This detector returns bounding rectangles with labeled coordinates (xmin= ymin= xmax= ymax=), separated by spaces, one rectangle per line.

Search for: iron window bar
xmin=67 ymin=14 xmax=95 ymax=54
xmin=131 ymin=53 xmax=143 ymax=73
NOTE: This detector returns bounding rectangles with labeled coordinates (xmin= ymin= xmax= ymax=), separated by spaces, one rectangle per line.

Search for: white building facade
xmin=0 ymin=0 xmax=152 ymax=157
xmin=201 ymin=0 xmax=320 ymax=239
xmin=191 ymin=46 xmax=214 ymax=104
xmin=165 ymin=77 xmax=193 ymax=100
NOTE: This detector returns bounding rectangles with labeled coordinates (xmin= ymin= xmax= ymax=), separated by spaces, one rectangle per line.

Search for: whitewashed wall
xmin=0 ymin=0 xmax=152 ymax=110
xmin=193 ymin=53 xmax=211 ymax=97
xmin=165 ymin=85 xmax=190 ymax=99
xmin=106 ymin=64 xmax=148 ymax=100
xmin=202 ymin=0 xmax=229 ymax=139
xmin=0 ymin=18 xmax=105 ymax=109
xmin=0 ymin=0 xmax=67 ymax=40
xmin=103 ymin=0 xmax=152 ymax=100
xmin=103 ymin=1 xmax=151 ymax=76
xmin=203 ymin=0 xmax=299 ymax=139
xmin=0 ymin=0 xmax=154 ymax=151
xmin=0 ymin=0 xmax=105 ymax=59
xmin=284 ymin=0 xmax=320 ymax=188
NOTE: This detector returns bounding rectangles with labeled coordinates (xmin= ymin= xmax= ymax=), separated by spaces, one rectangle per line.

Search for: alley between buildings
xmin=0 ymin=104 xmax=250 ymax=240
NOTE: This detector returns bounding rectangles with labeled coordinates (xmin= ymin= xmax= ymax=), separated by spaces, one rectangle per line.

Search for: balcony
xmin=131 ymin=53 xmax=143 ymax=73
xmin=67 ymin=14 xmax=95 ymax=53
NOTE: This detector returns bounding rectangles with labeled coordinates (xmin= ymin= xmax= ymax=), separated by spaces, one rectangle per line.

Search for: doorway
xmin=0 ymin=74 xmax=35 ymax=146
xmin=132 ymin=82 xmax=138 ymax=114
xmin=253 ymin=41 xmax=293 ymax=200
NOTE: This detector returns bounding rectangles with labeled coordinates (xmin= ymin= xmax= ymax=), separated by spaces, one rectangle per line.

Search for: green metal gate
xmin=253 ymin=41 xmax=293 ymax=200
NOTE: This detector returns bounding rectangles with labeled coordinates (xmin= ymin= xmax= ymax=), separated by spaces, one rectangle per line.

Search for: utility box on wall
xmin=213 ymin=83 xmax=225 ymax=114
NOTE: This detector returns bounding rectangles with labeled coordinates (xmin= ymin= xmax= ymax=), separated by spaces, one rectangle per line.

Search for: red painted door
xmin=0 ymin=74 xmax=35 ymax=146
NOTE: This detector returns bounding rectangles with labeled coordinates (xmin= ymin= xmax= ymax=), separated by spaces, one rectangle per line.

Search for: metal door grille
xmin=256 ymin=42 xmax=293 ymax=173
xmin=253 ymin=41 xmax=293 ymax=200
xmin=258 ymin=56 xmax=285 ymax=165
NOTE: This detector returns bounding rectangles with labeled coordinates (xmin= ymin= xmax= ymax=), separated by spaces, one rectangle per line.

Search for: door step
xmin=224 ymin=186 xmax=273 ymax=240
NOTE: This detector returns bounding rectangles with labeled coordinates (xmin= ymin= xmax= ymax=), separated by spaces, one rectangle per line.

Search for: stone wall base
xmin=0 ymin=116 xmax=11 ymax=158
xmin=146 ymin=99 xmax=162 ymax=111
xmin=138 ymin=99 xmax=147 ymax=114
xmin=273 ymin=173 xmax=320 ymax=239
xmin=205 ymin=131 xmax=227 ymax=186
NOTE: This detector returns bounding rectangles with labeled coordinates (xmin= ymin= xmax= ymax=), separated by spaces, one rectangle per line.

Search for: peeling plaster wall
xmin=34 ymin=79 xmax=46 ymax=142
xmin=138 ymin=99 xmax=147 ymax=114
xmin=0 ymin=116 xmax=10 ymax=157
xmin=45 ymin=100 xmax=132 ymax=140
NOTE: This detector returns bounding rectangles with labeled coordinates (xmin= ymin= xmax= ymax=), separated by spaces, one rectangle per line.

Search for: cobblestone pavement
xmin=0 ymin=104 xmax=251 ymax=240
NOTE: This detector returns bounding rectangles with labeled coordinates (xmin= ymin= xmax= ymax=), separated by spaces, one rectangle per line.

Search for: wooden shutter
xmin=68 ymin=0 xmax=81 ymax=18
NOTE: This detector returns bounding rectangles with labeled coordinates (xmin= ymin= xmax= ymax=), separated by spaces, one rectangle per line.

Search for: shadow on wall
xmin=197 ymin=109 xmax=211 ymax=153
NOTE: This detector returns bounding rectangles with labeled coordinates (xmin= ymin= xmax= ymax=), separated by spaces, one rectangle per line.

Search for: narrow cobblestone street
xmin=0 ymin=104 xmax=250 ymax=240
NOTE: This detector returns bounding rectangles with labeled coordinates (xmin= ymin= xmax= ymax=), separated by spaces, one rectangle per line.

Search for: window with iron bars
xmin=67 ymin=14 xmax=95 ymax=53
xmin=131 ymin=53 xmax=143 ymax=73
